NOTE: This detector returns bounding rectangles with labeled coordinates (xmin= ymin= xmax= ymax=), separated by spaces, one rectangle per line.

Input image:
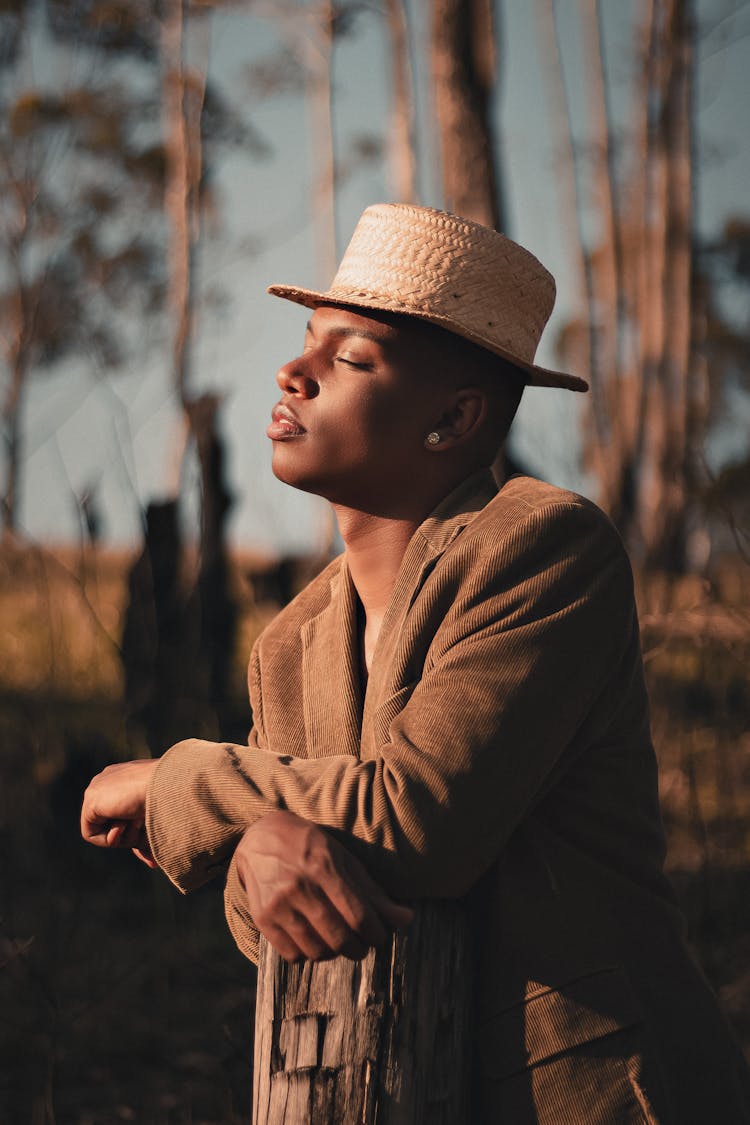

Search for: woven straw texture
xmin=268 ymin=204 xmax=588 ymax=392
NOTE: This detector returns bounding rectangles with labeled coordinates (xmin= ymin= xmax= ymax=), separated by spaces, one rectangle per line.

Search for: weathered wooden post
xmin=253 ymin=902 xmax=473 ymax=1124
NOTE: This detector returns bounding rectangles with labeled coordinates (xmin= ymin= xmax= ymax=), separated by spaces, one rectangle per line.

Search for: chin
xmin=270 ymin=448 xmax=392 ymax=509
xmin=271 ymin=450 xmax=328 ymax=497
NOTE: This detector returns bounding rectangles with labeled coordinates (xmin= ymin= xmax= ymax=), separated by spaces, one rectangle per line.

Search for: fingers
xmin=333 ymin=847 xmax=414 ymax=935
xmin=80 ymin=762 xmax=159 ymax=872
xmin=80 ymin=760 xmax=157 ymax=851
xmin=302 ymin=828 xmax=409 ymax=951
xmin=259 ymin=920 xmax=305 ymax=963
xmin=132 ymin=847 xmax=158 ymax=870
xmin=131 ymin=823 xmax=157 ymax=868
xmin=273 ymin=905 xmax=367 ymax=963
xmin=87 ymin=815 xmax=157 ymax=870
xmin=105 ymin=821 xmax=127 ymax=847
xmin=119 ymin=818 xmax=146 ymax=849
xmin=320 ymin=868 xmax=389 ymax=951
xmin=81 ymin=815 xmax=115 ymax=848
xmin=258 ymin=878 xmax=404 ymax=964
xmin=246 ymin=867 xmax=370 ymax=963
xmin=362 ymin=884 xmax=415 ymax=931
xmin=82 ymin=815 xmax=136 ymax=850
xmin=236 ymin=816 xmax=412 ymax=964
xmin=80 ymin=794 xmax=113 ymax=846
xmin=296 ymin=880 xmax=372 ymax=960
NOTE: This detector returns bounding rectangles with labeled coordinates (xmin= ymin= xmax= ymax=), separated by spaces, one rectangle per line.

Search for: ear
xmin=424 ymin=389 xmax=487 ymax=450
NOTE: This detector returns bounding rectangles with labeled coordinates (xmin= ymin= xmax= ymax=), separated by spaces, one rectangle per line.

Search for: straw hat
xmin=268 ymin=203 xmax=587 ymax=393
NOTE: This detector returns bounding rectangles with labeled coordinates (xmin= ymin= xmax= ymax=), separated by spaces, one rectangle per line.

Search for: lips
xmin=267 ymin=403 xmax=307 ymax=440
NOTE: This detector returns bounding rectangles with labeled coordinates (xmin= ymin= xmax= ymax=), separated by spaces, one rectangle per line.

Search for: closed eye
xmin=335 ymin=356 xmax=373 ymax=370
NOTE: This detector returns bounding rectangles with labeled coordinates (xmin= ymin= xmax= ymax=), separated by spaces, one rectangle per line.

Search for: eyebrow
xmin=305 ymin=320 xmax=386 ymax=345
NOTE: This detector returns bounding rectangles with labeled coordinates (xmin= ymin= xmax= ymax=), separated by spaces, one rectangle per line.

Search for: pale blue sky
xmin=19 ymin=0 xmax=750 ymax=552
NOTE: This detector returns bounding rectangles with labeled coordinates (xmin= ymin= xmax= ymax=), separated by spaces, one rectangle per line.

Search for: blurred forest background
xmin=1 ymin=0 xmax=749 ymax=1121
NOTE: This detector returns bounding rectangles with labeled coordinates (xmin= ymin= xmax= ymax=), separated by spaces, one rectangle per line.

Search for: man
xmin=82 ymin=203 xmax=749 ymax=1122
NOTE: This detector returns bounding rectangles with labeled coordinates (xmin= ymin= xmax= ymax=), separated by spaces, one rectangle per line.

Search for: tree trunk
xmin=581 ymin=0 xmax=629 ymax=498
xmin=161 ymin=0 xmax=193 ymax=407
xmin=305 ymin=0 xmax=337 ymax=285
xmin=533 ymin=0 xmax=596 ymax=399
xmin=635 ymin=0 xmax=671 ymax=565
xmin=1 ymin=353 xmax=25 ymax=538
xmin=2 ymin=225 xmax=30 ymax=539
xmin=184 ymin=392 xmax=236 ymax=732
xmin=121 ymin=499 xmax=186 ymax=753
xmin=430 ymin=0 xmax=503 ymax=229
xmin=537 ymin=0 xmax=697 ymax=572
xmin=384 ymin=0 xmax=418 ymax=203
xmin=253 ymin=902 xmax=473 ymax=1124
xmin=651 ymin=0 xmax=694 ymax=571
xmin=633 ymin=0 xmax=695 ymax=571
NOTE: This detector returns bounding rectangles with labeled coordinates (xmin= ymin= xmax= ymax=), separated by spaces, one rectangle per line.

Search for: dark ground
xmin=0 ymin=695 xmax=255 ymax=1124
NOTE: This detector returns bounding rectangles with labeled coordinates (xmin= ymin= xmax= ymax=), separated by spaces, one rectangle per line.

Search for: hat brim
xmin=267 ymin=284 xmax=589 ymax=393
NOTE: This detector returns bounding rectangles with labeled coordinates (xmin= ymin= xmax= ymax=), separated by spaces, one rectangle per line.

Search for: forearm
xmin=146 ymin=739 xmax=419 ymax=896
xmin=146 ymin=647 xmax=607 ymax=903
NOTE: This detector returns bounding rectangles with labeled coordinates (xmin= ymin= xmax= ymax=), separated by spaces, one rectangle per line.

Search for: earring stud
xmin=426 ymin=431 xmax=441 ymax=445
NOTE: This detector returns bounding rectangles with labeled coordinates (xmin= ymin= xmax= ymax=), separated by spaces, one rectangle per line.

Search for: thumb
xmin=105 ymin=821 xmax=128 ymax=847
xmin=132 ymin=846 xmax=158 ymax=869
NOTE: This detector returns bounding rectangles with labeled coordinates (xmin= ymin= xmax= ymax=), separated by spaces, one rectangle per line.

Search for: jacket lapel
xmin=361 ymin=470 xmax=498 ymax=754
xmin=300 ymin=470 xmax=498 ymax=762
xmin=301 ymin=561 xmax=363 ymax=759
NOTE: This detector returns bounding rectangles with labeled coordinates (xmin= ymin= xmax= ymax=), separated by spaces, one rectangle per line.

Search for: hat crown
xmin=329 ymin=204 xmax=556 ymax=365
xmin=268 ymin=202 xmax=588 ymax=391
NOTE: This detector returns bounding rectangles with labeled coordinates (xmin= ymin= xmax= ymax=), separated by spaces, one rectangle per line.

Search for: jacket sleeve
xmin=146 ymin=500 xmax=636 ymax=906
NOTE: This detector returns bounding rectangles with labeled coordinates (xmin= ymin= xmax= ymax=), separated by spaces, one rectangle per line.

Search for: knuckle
xmin=307 ymin=848 xmax=334 ymax=881
xmin=263 ymin=927 xmax=297 ymax=963
xmin=269 ymin=875 xmax=305 ymax=911
xmin=261 ymin=892 xmax=281 ymax=919
xmin=301 ymin=823 xmax=327 ymax=859
xmin=268 ymin=886 xmax=288 ymax=912
xmin=349 ymin=904 xmax=368 ymax=931
xmin=277 ymin=875 xmax=304 ymax=901
xmin=330 ymin=934 xmax=349 ymax=956
xmin=255 ymin=904 xmax=276 ymax=931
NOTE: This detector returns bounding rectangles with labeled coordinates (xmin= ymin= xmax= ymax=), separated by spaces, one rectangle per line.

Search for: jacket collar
xmin=362 ymin=469 xmax=497 ymax=726
xmin=301 ymin=468 xmax=498 ymax=757
xmin=414 ymin=468 xmax=498 ymax=553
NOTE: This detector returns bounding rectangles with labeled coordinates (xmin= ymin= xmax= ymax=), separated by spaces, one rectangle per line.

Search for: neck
xmin=331 ymin=472 xmax=480 ymax=671
xmin=335 ymin=505 xmax=433 ymax=677
xmin=334 ymin=507 xmax=423 ymax=622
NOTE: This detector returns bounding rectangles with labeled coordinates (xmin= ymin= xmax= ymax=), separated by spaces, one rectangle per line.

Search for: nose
xmin=276 ymin=354 xmax=318 ymax=398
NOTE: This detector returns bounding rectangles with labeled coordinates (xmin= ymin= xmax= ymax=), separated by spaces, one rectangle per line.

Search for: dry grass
xmin=0 ymin=544 xmax=127 ymax=700
xmin=0 ymin=542 xmax=280 ymax=703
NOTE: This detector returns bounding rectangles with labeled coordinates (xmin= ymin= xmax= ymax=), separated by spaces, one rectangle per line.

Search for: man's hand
xmin=81 ymin=760 xmax=159 ymax=868
xmin=233 ymin=810 xmax=413 ymax=962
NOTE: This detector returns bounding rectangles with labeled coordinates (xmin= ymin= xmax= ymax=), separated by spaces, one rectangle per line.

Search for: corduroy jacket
xmin=146 ymin=472 xmax=750 ymax=1124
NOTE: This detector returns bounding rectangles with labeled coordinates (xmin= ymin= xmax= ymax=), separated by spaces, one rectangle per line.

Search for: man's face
xmin=268 ymin=304 xmax=441 ymax=510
